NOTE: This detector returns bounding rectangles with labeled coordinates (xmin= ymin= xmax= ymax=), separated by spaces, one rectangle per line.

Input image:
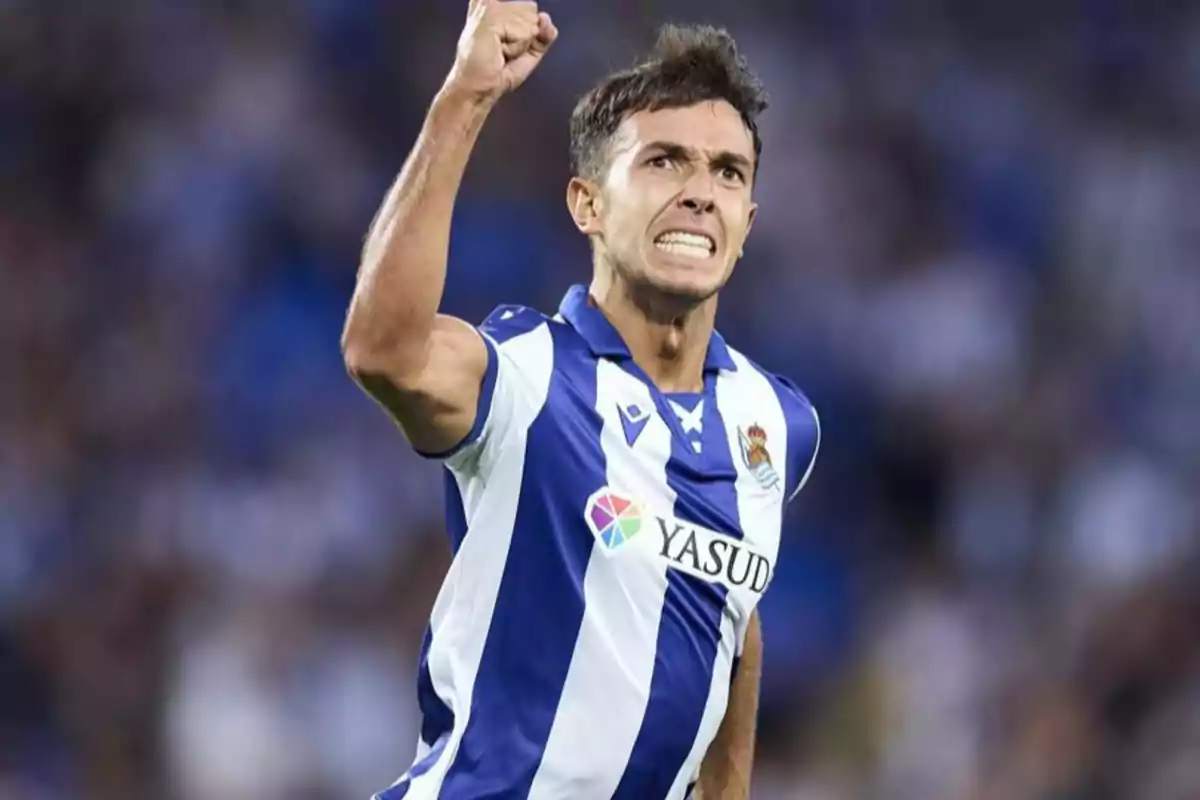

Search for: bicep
xmin=351 ymin=314 xmax=491 ymax=457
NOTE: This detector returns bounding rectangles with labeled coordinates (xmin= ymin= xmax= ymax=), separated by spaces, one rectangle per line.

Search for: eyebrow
xmin=642 ymin=140 xmax=754 ymax=173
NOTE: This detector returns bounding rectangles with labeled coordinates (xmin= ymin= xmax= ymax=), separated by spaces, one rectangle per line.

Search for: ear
xmin=740 ymin=202 xmax=758 ymax=257
xmin=567 ymin=176 xmax=604 ymax=236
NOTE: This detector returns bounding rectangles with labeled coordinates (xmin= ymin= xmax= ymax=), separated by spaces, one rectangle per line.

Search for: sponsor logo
xmin=584 ymin=488 xmax=773 ymax=593
xmin=738 ymin=423 xmax=781 ymax=492
xmin=585 ymin=488 xmax=644 ymax=550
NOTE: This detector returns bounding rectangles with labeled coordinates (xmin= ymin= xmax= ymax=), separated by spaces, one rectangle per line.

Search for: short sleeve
xmin=412 ymin=330 xmax=499 ymax=462
xmin=416 ymin=304 xmax=554 ymax=476
xmin=774 ymin=375 xmax=821 ymax=504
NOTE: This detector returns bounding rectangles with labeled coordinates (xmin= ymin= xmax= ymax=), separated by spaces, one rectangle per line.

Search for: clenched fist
xmin=446 ymin=0 xmax=558 ymax=103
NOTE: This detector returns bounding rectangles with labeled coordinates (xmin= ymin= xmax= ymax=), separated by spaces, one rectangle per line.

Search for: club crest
xmin=738 ymin=423 xmax=781 ymax=492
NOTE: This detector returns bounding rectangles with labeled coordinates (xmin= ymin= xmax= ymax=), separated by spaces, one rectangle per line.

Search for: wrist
xmin=436 ymin=73 xmax=500 ymax=116
xmin=424 ymin=80 xmax=496 ymax=144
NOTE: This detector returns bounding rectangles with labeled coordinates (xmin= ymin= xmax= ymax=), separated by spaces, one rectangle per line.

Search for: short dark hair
xmin=569 ymin=23 xmax=769 ymax=181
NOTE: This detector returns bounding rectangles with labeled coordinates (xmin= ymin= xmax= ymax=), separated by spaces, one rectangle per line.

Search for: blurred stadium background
xmin=3 ymin=1 xmax=1200 ymax=798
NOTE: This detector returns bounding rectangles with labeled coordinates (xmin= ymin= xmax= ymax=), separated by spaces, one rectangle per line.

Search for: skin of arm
xmin=696 ymin=608 xmax=762 ymax=800
xmin=341 ymin=2 xmax=556 ymax=454
xmin=341 ymin=86 xmax=494 ymax=455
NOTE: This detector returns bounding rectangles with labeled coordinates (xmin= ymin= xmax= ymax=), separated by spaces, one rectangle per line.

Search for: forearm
xmin=698 ymin=611 xmax=762 ymax=800
xmin=342 ymin=85 xmax=494 ymax=377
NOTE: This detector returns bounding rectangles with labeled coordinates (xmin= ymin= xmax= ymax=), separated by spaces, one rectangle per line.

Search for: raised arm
xmin=341 ymin=0 xmax=557 ymax=454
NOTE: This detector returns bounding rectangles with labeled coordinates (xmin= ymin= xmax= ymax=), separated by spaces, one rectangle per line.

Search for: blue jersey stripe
xmin=438 ymin=326 xmax=604 ymax=798
xmin=612 ymin=373 xmax=740 ymax=797
xmin=443 ymin=470 xmax=468 ymax=555
xmin=415 ymin=627 xmax=454 ymax=749
xmin=612 ymin=571 xmax=725 ymax=798
xmin=766 ymin=373 xmax=819 ymax=503
xmin=412 ymin=471 xmax=466 ymax=756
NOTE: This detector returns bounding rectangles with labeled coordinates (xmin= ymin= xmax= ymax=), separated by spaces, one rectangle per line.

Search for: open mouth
xmin=653 ymin=231 xmax=716 ymax=259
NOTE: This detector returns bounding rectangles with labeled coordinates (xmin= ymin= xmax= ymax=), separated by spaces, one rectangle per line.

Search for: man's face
xmin=574 ymin=100 xmax=758 ymax=305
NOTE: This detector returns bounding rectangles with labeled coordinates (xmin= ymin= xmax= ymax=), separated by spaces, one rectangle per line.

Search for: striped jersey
xmin=377 ymin=285 xmax=820 ymax=800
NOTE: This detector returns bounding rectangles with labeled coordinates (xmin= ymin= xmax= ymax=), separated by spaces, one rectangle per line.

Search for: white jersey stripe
xmin=717 ymin=351 xmax=788 ymax=657
xmin=528 ymin=360 xmax=676 ymax=798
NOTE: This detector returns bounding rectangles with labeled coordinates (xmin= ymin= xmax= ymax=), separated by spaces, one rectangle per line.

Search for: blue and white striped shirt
xmin=378 ymin=285 xmax=820 ymax=800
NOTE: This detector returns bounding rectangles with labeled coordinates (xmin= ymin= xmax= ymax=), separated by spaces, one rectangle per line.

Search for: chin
xmin=647 ymin=272 xmax=720 ymax=302
xmin=614 ymin=248 xmax=729 ymax=317
xmin=643 ymin=255 xmax=726 ymax=304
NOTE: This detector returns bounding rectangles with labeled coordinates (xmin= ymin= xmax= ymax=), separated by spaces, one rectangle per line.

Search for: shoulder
xmin=479 ymin=303 xmax=553 ymax=345
xmin=766 ymin=373 xmax=819 ymax=432
xmin=439 ymin=304 xmax=557 ymax=473
xmin=727 ymin=347 xmax=818 ymax=426
xmin=727 ymin=347 xmax=821 ymax=502
xmin=473 ymin=304 xmax=559 ymax=404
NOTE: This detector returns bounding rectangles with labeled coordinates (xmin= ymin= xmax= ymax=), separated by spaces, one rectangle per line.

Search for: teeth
xmin=654 ymin=231 xmax=714 ymax=256
xmin=656 ymin=241 xmax=711 ymax=258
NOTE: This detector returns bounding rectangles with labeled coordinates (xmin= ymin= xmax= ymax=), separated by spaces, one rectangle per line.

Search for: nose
xmin=681 ymin=194 xmax=716 ymax=214
xmin=679 ymin=171 xmax=716 ymax=214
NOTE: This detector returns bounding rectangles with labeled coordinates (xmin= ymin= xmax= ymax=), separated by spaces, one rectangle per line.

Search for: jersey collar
xmin=557 ymin=284 xmax=737 ymax=373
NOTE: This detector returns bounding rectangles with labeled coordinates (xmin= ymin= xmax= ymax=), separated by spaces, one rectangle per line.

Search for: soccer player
xmin=342 ymin=1 xmax=820 ymax=798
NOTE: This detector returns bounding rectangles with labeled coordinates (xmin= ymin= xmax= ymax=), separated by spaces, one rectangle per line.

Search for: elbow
xmin=340 ymin=315 xmax=375 ymax=379
xmin=341 ymin=329 xmax=428 ymax=392
xmin=340 ymin=285 xmax=433 ymax=390
xmin=341 ymin=334 xmax=391 ymax=384
xmin=341 ymin=337 xmax=377 ymax=384
xmin=341 ymin=302 xmax=388 ymax=379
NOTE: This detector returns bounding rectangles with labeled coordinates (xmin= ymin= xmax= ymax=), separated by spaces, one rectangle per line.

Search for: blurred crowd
xmin=3 ymin=1 xmax=1199 ymax=798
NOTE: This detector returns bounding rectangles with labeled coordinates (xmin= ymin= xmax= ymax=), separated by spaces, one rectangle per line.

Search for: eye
xmin=720 ymin=165 xmax=745 ymax=183
xmin=647 ymin=154 xmax=674 ymax=170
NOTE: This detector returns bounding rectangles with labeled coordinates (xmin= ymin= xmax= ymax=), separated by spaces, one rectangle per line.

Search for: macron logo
xmin=618 ymin=403 xmax=651 ymax=447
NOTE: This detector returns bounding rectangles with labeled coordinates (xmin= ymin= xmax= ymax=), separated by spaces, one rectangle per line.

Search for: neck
xmin=588 ymin=270 xmax=715 ymax=394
